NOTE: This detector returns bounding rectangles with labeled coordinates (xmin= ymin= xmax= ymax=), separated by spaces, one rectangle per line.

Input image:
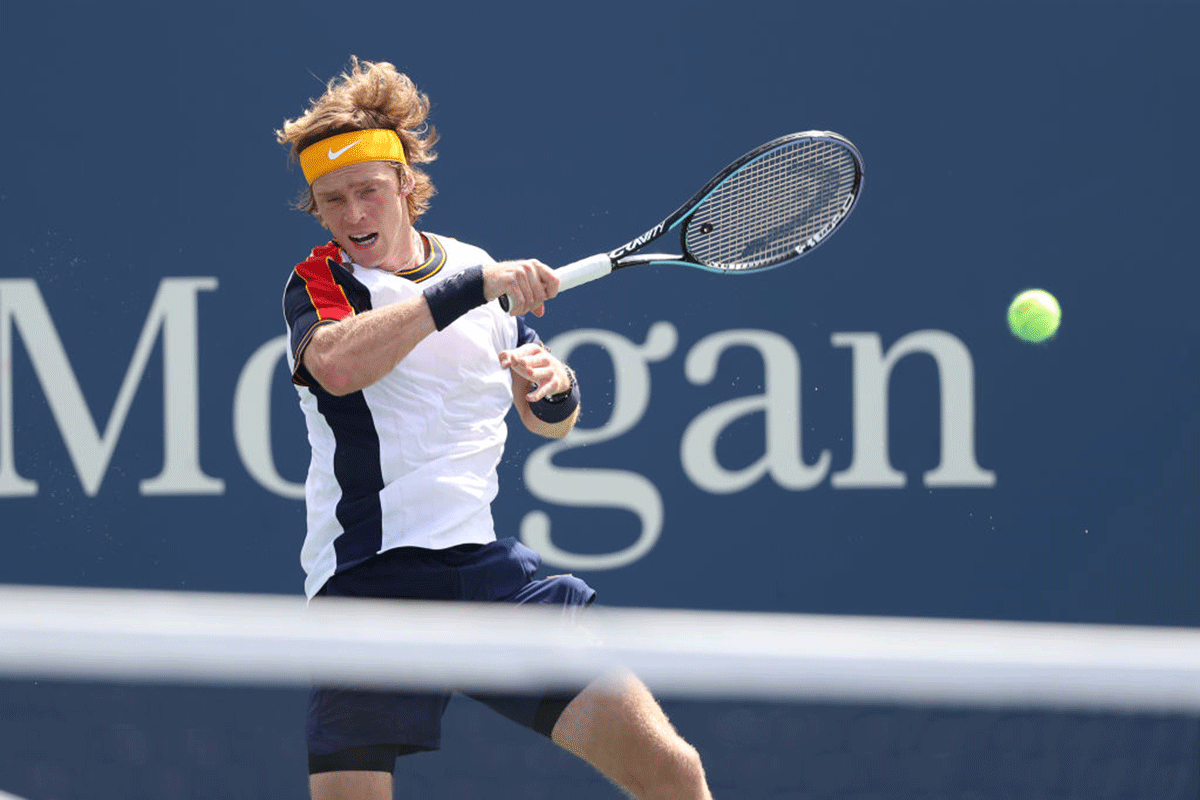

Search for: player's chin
xmin=344 ymin=233 xmax=383 ymax=264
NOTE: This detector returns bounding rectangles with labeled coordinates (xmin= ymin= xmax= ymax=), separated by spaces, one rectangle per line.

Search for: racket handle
xmin=499 ymin=253 xmax=613 ymax=312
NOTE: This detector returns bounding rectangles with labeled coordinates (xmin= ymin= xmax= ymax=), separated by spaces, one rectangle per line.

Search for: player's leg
xmin=309 ymin=769 xmax=392 ymax=800
xmin=306 ymin=549 xmax=465 ymax=799
xmin=307 ymin=742 xmax=427 ymax=800
xmin=470 ymin=540 xmax=711 ymax=798
xmin=551 ymin=669 xmax=712 ymax=800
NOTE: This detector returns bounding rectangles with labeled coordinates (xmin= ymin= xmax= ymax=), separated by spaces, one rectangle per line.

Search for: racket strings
xmin=685 ymin=139 xmax=860 ymax=270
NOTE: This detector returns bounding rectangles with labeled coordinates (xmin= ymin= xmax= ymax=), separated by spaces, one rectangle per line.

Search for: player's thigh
xmin=550 ymin=669 xmax=682 ymax=767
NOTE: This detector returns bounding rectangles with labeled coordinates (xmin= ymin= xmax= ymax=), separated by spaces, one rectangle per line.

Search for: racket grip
xmin=499 ymin=253 xmax=612 ymax=312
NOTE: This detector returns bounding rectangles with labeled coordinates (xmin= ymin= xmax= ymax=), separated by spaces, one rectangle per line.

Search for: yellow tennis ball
xmin=1007 ymin=289 xmax=1061 ymax=343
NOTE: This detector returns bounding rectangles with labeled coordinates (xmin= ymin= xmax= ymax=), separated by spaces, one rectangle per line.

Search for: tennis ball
xmin=1007 ymin=289 xmax=1061 ymax=343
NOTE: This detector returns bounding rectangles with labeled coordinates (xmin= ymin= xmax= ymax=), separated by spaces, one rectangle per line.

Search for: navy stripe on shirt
xmin=316 ymin=389 xmax=386 ymax=571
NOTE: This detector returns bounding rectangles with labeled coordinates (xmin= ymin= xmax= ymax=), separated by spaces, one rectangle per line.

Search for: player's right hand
xmin=484 ymin=259 xmax=560 ymax=316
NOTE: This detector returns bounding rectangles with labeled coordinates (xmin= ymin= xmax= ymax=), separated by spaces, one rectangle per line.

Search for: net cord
xmin=2 ymin=584 xmax=1199 ymax=712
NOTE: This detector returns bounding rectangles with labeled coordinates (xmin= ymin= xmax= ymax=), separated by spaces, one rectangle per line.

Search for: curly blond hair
xmin=276 ymin=57 xmax=438 ymax=221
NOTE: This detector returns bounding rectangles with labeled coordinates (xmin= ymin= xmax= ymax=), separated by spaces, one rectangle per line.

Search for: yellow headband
xmin=299 ymin=129 xmax=407 ymax=185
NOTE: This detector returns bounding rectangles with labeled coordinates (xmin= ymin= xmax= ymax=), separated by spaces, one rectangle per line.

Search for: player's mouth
xmin=348 ymin=233 xmax=378 ymax=247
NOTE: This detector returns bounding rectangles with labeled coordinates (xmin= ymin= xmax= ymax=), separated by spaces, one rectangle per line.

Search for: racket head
xmin=663 ymin=131 xmax=864 ymax=273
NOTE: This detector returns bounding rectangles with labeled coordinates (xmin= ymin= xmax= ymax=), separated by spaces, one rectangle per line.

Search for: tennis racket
xmin=500 ymin=130 xmax=864 ymax=310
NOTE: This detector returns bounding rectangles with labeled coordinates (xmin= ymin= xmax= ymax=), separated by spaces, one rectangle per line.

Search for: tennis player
xmin=276 ymin=57 xmax=712 ymax=800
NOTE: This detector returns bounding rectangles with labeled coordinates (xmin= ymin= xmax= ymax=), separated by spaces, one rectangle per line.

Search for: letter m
xmin=0 ymin=278 xmax=224 ymax=497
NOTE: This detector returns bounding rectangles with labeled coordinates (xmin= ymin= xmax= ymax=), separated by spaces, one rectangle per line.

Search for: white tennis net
xmin=2 ymin=583 xmax=1199 ymax=713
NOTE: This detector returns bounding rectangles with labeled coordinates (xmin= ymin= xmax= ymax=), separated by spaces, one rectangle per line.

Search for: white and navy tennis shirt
xmin=283 ymin=234 xmax=539 ymax=599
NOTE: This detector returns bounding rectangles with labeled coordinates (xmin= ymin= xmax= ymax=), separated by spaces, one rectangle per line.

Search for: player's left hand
xmin=499 ymin=344 xmax=570 ymax=402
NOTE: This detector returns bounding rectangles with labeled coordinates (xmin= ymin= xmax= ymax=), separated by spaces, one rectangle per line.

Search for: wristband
xmin=422 ymin=265 xmax=486 ymax=330
xmin=530 ymin=368 xmax=580 ymax=423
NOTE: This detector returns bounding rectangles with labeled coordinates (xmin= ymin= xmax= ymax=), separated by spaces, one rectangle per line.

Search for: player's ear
xmin=397 ymin=165 xmax=414 ymax=195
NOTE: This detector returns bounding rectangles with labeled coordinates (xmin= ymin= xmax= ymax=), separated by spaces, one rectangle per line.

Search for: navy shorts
xmin=306 ymin=537 xmax=596 ymax=773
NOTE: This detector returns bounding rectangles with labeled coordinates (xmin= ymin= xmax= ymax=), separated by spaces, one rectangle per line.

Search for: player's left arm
xmin=501 ymin=343 xmax=580 ymax=439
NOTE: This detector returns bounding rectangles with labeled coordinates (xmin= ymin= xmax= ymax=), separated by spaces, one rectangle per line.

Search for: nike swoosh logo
xmin=327 ymin=139 xmax=363 ymax=160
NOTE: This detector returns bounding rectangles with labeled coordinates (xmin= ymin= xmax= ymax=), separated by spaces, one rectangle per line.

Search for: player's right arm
xmin=301 ymin=260 xmax=560 ymax=396
xmin=302 ymin=296 xmax=435 ymax=396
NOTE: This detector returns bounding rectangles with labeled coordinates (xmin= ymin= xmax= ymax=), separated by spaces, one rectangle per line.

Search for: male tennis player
xmin=277 ymin=57 xmax=712 ymax=800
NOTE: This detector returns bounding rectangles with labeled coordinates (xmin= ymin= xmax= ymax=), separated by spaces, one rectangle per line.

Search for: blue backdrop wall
xmin=1 ymin=1 xmax=1197 ymax=797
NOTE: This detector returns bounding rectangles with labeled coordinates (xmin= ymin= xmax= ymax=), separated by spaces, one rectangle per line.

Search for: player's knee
xmin=665 ymin=738 xmax=707 ymax=790
xmin=619 ymin=738 xmax=707 ymax=799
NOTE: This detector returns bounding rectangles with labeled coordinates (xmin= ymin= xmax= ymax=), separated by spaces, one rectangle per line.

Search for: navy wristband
xmin=423 ymin=265 xmax=486 ymax=330
xmin=530 ymin=369 xmax=580 ymax=423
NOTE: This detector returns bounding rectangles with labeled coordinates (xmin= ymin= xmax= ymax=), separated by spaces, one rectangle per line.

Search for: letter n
xmin=0 ymin=278 xmax=224 ymax=497
xmin=831 ymin=330 xmax=996 ymax=488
